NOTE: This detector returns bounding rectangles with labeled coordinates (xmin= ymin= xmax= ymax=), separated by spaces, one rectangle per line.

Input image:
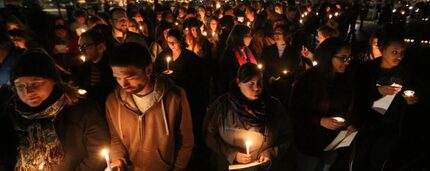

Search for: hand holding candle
xmin=163 ymin=56 xmax=173 ymax=75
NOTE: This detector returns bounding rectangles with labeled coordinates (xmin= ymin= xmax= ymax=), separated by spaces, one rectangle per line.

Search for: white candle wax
xmin=332 ymin=117 xmax=345 ymax=123
xmin=245 ymin=140 xmax=252 ymax=155
xmin=101 ymin=149 xmax=111 ymax=171
xmin=403 ymin=90 xmax=415 ymax=97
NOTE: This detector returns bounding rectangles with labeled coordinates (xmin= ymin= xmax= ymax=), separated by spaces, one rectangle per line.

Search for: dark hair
xmin=227 ymin=24 xmax=251 ymax=49
xmin=236 ymin=63 xmax=263 ymax=83
xmin=317 ymin=25 xmax=339 ymax=39
xmin=73 ymin=9 xmax=87 ymax=18
xmin=0 ymin=32 xmax=13 ymax=50
xmin=273 ymin=24 xmax=293 ymax=44
xmin=167 ymin=29 xmax=187 ymax=48
xmin=219 ymin=15 xmax=235 ymax=32
xmin=109 ymin=42 xmax=152 ymax=69
xmin=314 ymin=37 xmax=350 ymax=79
xmin=80 ymin=28 xmax=106 ymax=44
xmin=378 ymin=23 xmax=405 ymax=51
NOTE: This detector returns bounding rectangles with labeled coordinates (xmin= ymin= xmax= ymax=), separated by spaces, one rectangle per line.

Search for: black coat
xmin=351 ymin=57 xmax=427 ymax=171
xmin=6 ymin=97 xmax=110 ymax=171
xmin=290 ymin=67 xmax=354 ymax=157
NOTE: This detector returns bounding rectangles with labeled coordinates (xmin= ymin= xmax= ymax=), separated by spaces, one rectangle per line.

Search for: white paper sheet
xmin=229 ymin=161 xmax=263 ymax=170
xmin=324 ymin=131 xmax=358 ymax=151
xmin=372 ymin=94 xmax=396 ymax=115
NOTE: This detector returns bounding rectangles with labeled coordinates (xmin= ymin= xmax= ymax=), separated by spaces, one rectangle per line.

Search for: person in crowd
xmin=260 ymin=24 xmax=303 ymax=107
xmin=290 ymin=37 xmax=356 ymax=171
xmin=49 ymin=25 xmax=80 ymax=75
xmin=154 ymin=29 xmax=208 ymax=158
xmin=150 ymin=21 xmax=172 ymax=62
xmin=4 ymin=49 xmax=110 ymax=170
xmin=0 ymin=33 xmax=23 ymax=87
xmin=106 ymin=42 xmax=194 ymax=170
xmin=70 ymin=9 xmax=89 ymax=36
xmin=72 ymin=29 xmax=117 ymax=108
xmin=351 ymin=26 xmax=423 ymax=171
xmin=203 ymin=63 xmax=294 ymax=171
xmin=301 ymin=25 xmax=339 ymax=68
xmin=218 ymin=24 xmax=257 ymax=95
xmin=106 ymin=7 xmax=148 ymax=54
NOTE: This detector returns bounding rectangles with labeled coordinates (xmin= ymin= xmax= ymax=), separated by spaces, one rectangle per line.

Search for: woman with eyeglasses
xmin=290 ymin=37 xmax=355 ymax=171
xmin=203 ymin=63 xmax=294 ymax=171
xmin=4 ymin=50 xmax=110 ymax=171
xmin=351 ymin=25 xmax=423 ymax=170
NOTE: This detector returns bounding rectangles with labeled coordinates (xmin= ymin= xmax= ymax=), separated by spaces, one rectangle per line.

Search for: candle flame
xmin=166 ymin=56 xmax=171 ymax=62
xmin=78 ymin=89 xmax=87 ymax=95
xmin=101 ymin=148 xmax=109 ymax=157
xmin=403 ymin=90 xmax=415 ymax=97
xmin=80 ymin=55 xmax=86 ymax=62
xmin=257 ymin=64 xmax=263 ymax=70
xmin=312 ymin=61 xmax=318 ymax=66
xmin=282 ymin=69 xmax=288 ymax=74
xmin=332 ymin=117 xmax=345 ymax=122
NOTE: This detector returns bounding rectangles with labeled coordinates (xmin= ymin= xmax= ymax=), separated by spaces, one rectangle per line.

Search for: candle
xmin=212 ymin=31 xmax=216 ymax=37
xmin=312 ymin=61 xmax=318 ymax=66
xmin=78 ymin=89 xmax=87 ymax=95
xmin=257 ymin=64 xmax=263 ymax=70
xmin=202 ymin=31 xmax=207 ymax=36
xmin=246 ymin=22 xmax=251 ymax=27
xmin=139 ymin=26 xmax=143 ymax=30
xmin=80 ymin=55 xmax=86 ymax=62
xmin=334 ymin=12 xmax=339 ymax=17
xmin=80 ymin=28 xmax=87 ymax=33
xmin=166 ymin=56 xmax=171 ymax=70
xmin=245 ymin=140 xmax=252 ymax=155
xmin=282 ymin=69 xmax=288 ymax=75
xmin=403 ymin=90 xmax=415 ymax=97
xmin=237 ymin=16 xmax=244 ymax=23
xmin=101 ymin=149 xmax=111 ymax=171
xmin=329 ymin=14 xmax=333 ymax=19
xmin=332 ymin=117 xmax=345 ymax=123
xmin=175 ymin=22 xmax=179 ymax=26
xmin=391 ymin=83 xmax=402 ymax=88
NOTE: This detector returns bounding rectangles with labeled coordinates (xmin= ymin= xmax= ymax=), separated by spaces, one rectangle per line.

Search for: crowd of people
xmin=1 ymin=0 xmax=429 ymax=171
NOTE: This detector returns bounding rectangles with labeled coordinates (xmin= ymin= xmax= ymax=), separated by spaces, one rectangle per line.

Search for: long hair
xmin=314 ymin=37 xmax=350 ymax=80
xmin=226 ymin=24 xmax=251 ymax=49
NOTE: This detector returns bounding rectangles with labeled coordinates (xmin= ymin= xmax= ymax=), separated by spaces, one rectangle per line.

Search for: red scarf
xmin=234 ymin=48 xmax=257 ymax=65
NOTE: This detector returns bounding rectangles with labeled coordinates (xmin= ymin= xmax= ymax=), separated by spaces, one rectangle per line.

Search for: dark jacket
xmin=290 ymin=67 xmax=354 ymax=157
xmin=6 ymin=95 xmax=110 ymax=171
xmin=203 ymin=92 xmax=294 ymax=171
xmin=351 ymin=57 xmax=425 ymax=171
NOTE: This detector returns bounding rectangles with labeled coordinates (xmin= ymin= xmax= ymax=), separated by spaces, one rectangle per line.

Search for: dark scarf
xmin=13 ymin=86 xmax=65 ymax=171
xmin=227 ymin=85 xmax=267 ymax=128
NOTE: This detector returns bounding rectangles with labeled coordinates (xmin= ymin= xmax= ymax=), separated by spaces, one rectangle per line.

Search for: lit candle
xmin=257 ymin=63 xmax=263 ymax=70
xmin=202 ymin=31 xmax=207 ymax=36
xmin=403 ymin=90 xmax=415 ymax=97
xmin=175 ymin=22 xmax=179 ymax=26
xmin=282 ymin=69 xmax=288 ymax=75
xmin=392 ymin=9 xmax=397 ymax=13
xmin=312 ymin=61 xmax=318 ymax=66
xmin=212 ymin=31 xmax=215 ymax=37
xmin=139 ymin=26 xmax=143 ymax=30
xmin=245 ymin=140 xmax=252 ymax=155
xmin=401 ymin=10 xmax=405 ymax=15
xmin=237 ymin=16 xmax=244 ymax=23
xmin=101 ymin=149 xmax=111 ymax=171
xmin=329 ymin=14 xmax=333 ymax=19
xmin=299 ymin=19 xmax=303 ymax=24
xmin=80 ymin=28 xmax=86 ymax=33
xmin=78 ymin=89 xmax=87 ymax=95
xmin=246 ymin=22 xmax=251 ymax=27
xmin=166 ymin=56 xmax=172 ymax=71
xmin=334 ymin=12 xmax=339 ymax=17
xmin=80 ymin=55 xmax=86 ymax=62
xmin=391 ymin=83 xmax=402 ymax=88
xmin=332 ymin=117 xmax=345 ymax=123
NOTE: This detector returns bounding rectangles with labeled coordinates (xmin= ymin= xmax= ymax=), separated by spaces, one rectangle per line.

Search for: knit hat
xmin=10 ymin=49 xmax=62 ymax=85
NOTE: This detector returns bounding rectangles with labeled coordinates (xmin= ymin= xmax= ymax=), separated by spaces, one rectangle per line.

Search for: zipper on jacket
xmin=138 ymin=115 xmax=143 ymax=144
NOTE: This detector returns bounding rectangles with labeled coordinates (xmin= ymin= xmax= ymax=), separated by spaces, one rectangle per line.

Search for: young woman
xmin=204 ymin=63 xmax=293 ymax=171
xmin=290 ymin=37 xmax=355 ymax=171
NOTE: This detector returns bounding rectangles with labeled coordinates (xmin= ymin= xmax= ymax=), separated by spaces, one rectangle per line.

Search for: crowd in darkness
xmin=1 ymin=0 xmax=430 ymax=171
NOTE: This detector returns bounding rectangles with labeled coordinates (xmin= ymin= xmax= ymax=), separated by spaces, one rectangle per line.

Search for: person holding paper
xmin=203 ymin=63 xmax=294 ymax=171
xmin=290 ymin=37 xmax=355 ymax=171
xmin=351 ymin=24 xmax=422 ymax=171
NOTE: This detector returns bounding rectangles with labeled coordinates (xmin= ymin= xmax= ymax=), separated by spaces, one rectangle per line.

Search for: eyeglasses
xmin=333 ymin=56 xmax=352 ymax=63
xmin=14 ymin=80 xmax=46 ymax=92
xmin=78 ymin=43 xmax=97 ymax=52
